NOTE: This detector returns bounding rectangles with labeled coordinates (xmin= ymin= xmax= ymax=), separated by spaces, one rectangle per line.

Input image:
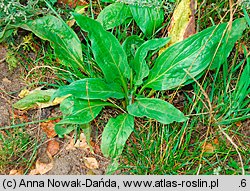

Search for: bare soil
xmin=0 ymin=44 xmax=24 ymax=126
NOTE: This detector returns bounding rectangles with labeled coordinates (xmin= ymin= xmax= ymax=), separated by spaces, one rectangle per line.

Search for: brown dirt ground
xmin=0 ymin=44 xmax=110 ymax=175
xmin=0 ymin=45 xmax=24 ymax=126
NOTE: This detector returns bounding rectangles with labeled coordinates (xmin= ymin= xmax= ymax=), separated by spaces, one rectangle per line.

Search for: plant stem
xmin=121 ymin=77 xmax=129 ymax=107
xmin=107 ymin=99 xmax=127 ymax=113
xmin=130 ymin=69 xmax=133 ymax=93
xmin=147 ymin=89 xmax=155 ymax=98
xmin=138 ymin=85 xmax=147 ymax=95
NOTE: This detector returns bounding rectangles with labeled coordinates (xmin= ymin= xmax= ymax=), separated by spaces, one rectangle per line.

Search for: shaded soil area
xmin=0 ymin=45 xmax=25 ymax=126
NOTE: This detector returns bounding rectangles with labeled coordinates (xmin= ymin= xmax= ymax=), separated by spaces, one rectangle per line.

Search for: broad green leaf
xmin=0 ymin=24 xmax=15 ymax=43
xmin=101 ymin=114 xmax=134 ymax=158
xmin=127 ymin=98 xmax=187 ymax=124
xmin=66 ymin=5 xmax=89 ymax=28
xmin=54 ymin=124 xmax=76 ymax=138
xmin=122 ymin=35 xmax=145 ymax=63
xmin=52 ymin=78 xmax=124 ymax=100
xmin=58 ymin=97 xmax=112 ymax=124
xmin=73 ymin=13 xmax=130 ymax=85
xmin=144 ymin=18 xmax=246 ymax=90
xmin=130 ymin=5 xmax=164 ymax=37
xmin=82 ymin=123 xmax=92 ymax=150
xmin=48 ymin=0 xmax=57 ymax=5
xmin=13 ymin=89 xmax=56 ymax=110
xmin=105 ymin=159 xmax=119 ymax=175
xmin=211 ymin=19 xmax=247 ymax=69
xmin=132 ymin=38 xmax=170 ymax=85
xmin=19 ymin=16 xmax=85 ymax=73
xmin=97 ymin=3 xmax=132 ymax=30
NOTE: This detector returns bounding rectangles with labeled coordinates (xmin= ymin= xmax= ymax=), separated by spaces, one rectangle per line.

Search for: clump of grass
xmin=0 ymin=127 xmax=38 ymax=174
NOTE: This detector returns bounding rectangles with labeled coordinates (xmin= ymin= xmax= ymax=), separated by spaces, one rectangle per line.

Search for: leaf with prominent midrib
xmin=97 ymin=3 xmax=132 ymax=30
xmin=13 ymin=89 xmax=56 ymax=110
xmin=0 ymin=24 xmax=15 ymax=43
xmin=52 ymin=78 xmax=124 ymax=100
xmin=73 ymin=13 xmax=130 ymax=85
xmin=54 ymin=124 xmax=76 ymax=138
xmin=101 ymin=114 xmax=134 ymax=158
xmin=19 ymin=16 xmax=84 ymax=72
xmin=58 ymin=97 xmax=112 ymax=124
xmin=144 ymin=18 xmax=246 ymax=90
xmin=132 ymin=38 xmax=170 ymax=86
xmin=130 ymin=5 xmax=164 ymax=37
xmin=127 ymin=98 xmax=187 ymax=124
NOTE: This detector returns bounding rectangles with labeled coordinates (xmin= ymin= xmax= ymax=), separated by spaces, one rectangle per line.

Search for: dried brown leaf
xmin=40 ymin=121 xmax=57 ymax=138
xmin=9 ymin=169 xmax=23 ymax=175
xmin=18 ymin=89 xmax=30 ymax=98
xmin=203 ymin=143 xmax=215 ymax=153
xmin=159 ymin=0 xmax=197 ymax=54
xmin=2 ymin=77 xmax=11 ymax=84
xmin=213 ymin=138 xmax=219 ymax=145
xmin=29 ymin=169 xmax=39 ymax=175
xmin=74 ymin=133 xmax=90 ymax=149
xmin=86 ymin=169 xmax=96 ymax=175
xmin=74 ymin=139 xmax=90 ymax=149
xmin=235 ymin=121 xmax=242 ymax=127
xmin=35 ymin=160 xmax=53 ymax=175
xmin=66 ymin=138 xmax=76 ymax=150
xmin=47 ymin=140 xmax=60 ymax=156
xmin=83 ymin=157 xmax=99 ymax=169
